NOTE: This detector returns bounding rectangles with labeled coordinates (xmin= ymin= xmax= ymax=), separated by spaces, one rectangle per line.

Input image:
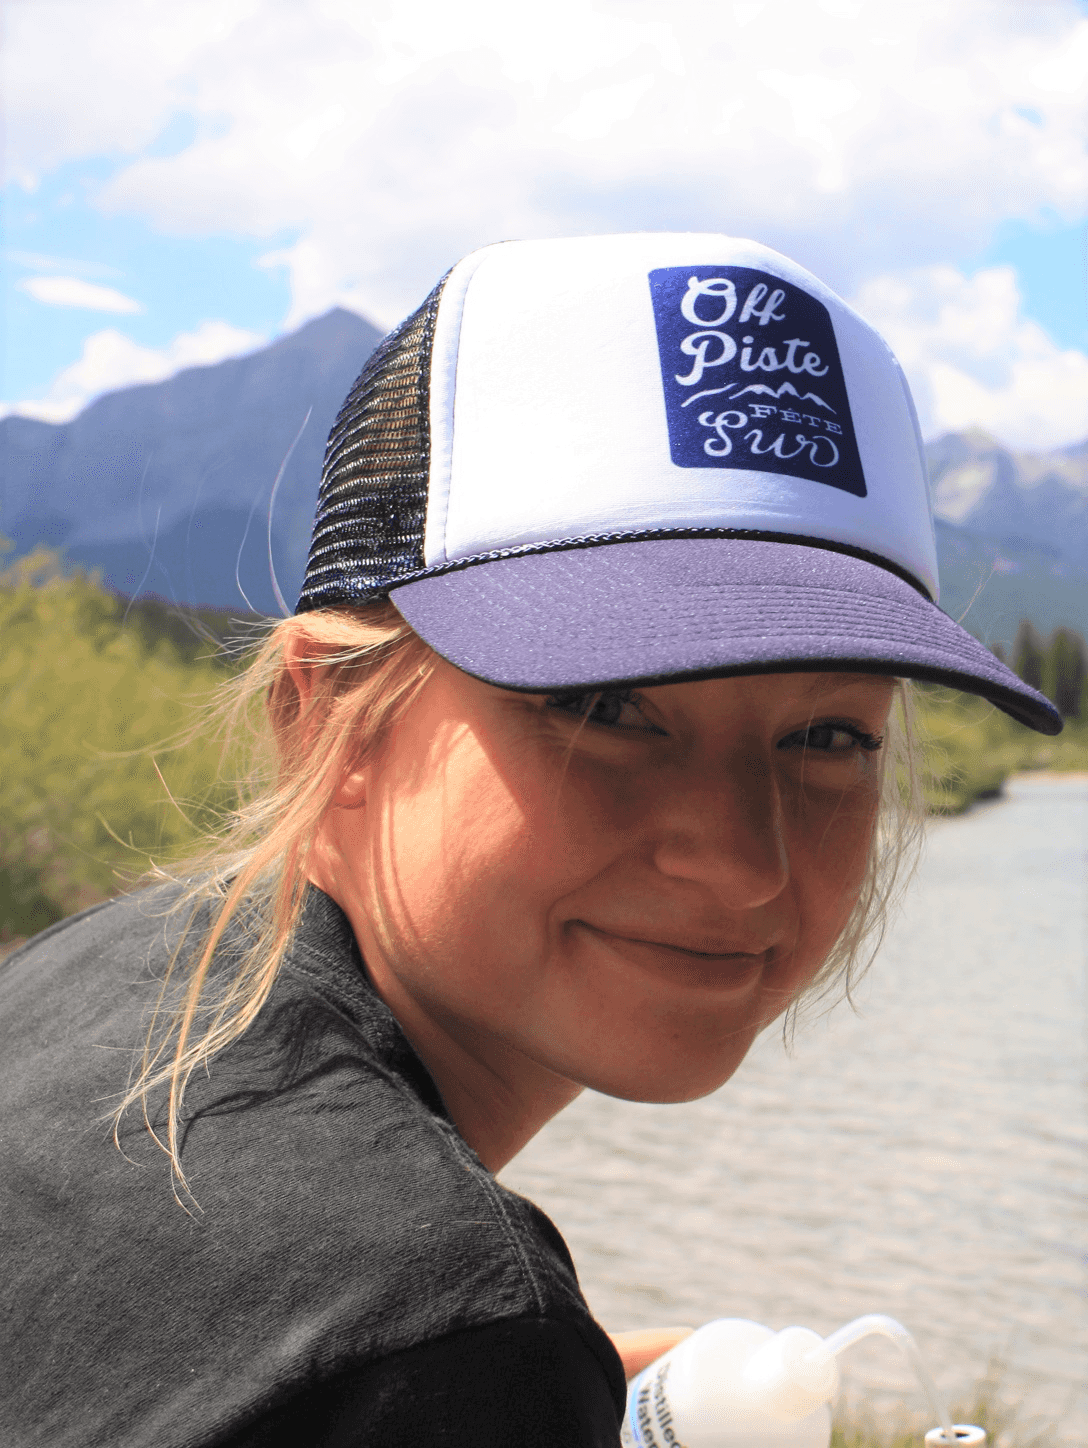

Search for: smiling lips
xmin=572 ymin=920 xmax=774 ymax=989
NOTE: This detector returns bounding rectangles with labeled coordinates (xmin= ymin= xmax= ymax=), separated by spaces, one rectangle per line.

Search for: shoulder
xmin=0 ymin=884 xmax=611 ymax=1446
xmin=0 ymin=882 xmax=193 ymax=1125
xmin=176 ymin=897 xmax=594 ymax=1351
xmin=0 ymin=881 xmax=184 ymax=988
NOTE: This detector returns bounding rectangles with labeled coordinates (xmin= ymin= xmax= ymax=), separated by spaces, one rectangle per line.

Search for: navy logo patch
xmin=648 ymin=266 xmax=866 ymax=497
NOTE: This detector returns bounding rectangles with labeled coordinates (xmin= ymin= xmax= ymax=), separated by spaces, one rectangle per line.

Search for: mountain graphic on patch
xmin=729 ymin=381 xmax=834 ymax=410
xmin=648 ymin=265 xmax=867 ymax=497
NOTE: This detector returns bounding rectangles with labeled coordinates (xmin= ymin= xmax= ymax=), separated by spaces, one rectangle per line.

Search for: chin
xmin=572 ymin=1045 xmax=754 ymax=1106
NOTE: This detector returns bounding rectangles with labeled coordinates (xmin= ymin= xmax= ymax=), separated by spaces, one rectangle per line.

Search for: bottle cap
xmin=924 ymin=1427 xmax=987 ymax=1446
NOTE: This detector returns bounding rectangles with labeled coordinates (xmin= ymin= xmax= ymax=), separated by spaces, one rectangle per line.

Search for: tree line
xmin=994 ymin=623 xmax=1088 ymax=720
xmin=1 ymin=551 xmax=1086 ymax=943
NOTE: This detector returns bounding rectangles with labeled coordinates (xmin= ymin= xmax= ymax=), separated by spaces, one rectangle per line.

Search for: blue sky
xmin=4 ymin=0 xmax=1087 ymax=449
xmin=979 ymin=218 xmax=1087 ymax=353
xmin=3 ymin=161 xmax=294 ymax=400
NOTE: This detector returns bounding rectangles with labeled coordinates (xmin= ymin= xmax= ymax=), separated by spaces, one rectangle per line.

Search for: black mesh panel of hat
xmin=296 ymin=276 xmax=447 ymax=612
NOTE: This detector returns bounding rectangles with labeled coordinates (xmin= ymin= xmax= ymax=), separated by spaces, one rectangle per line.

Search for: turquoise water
xmin=501 ymin=777 xmax=1088 ymax=1441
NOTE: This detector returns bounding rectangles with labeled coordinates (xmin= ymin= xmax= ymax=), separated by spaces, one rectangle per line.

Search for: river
xmin=499 ymin=776 xmax=1088 ymax=1443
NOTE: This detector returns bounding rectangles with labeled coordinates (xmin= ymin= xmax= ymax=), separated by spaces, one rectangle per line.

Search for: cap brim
xmin=389 ymin=538 xmax=1062 ymax=735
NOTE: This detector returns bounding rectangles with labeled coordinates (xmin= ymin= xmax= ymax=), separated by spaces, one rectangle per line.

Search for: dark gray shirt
xmin=0 ymin=885 xmax=626 ymax=1446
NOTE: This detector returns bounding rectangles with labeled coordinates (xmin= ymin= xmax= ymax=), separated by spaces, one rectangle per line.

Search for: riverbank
xmin=1 ymin=553 xmax=1085 ymax=940
xmin=914 ymin=685 xmax=1088 ymax=815
xmin=831 ymin=1360 xmax=1057 ymax=1446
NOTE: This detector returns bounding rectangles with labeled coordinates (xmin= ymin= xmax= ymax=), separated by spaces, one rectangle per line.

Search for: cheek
xmin=364 ymin=739 xmax=594 ymax=962
xmin=788 ymin=779 xmax=881 ymax=957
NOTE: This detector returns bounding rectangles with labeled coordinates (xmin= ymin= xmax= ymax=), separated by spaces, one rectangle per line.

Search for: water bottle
xmin=621 ymin=1314 xmax=987 ymax=1447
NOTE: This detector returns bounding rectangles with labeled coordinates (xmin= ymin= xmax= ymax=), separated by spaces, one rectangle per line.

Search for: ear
xmin=280 ymin=625 xmax=369 ymax=810
xmin=281 ymin=624 xmax=323 ymax=717
xmin=332 ymin=761 xmax=369 ymax=810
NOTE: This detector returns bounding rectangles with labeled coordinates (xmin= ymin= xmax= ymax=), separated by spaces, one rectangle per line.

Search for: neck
xmin=404 ymin=1022 xmax=584 ymax=1173
xmin=307 ymin=866 xmax=582 ymax=1174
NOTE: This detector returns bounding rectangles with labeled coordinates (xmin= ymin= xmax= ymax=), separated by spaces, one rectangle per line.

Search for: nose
xmin=649 ymin=748 xmax=789 ymax=910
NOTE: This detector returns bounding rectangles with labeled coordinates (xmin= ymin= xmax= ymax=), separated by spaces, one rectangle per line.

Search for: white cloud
xmin=4 ymin=0 xmax=262 ymax=183
xmin=4 ymin=250 xmax=122 ymax=280
xmin=1 ymin=321 xmax=264 ymax=424
xmin=851 ymin=265 xmax=1088 ymax=451
xmin=5 ymin=0 xmax=1087 ymax=326
xmin=5 ymin=0 xmax=1087 ymax=443
xmin=18 ymin=275 xmax=144 ymax=314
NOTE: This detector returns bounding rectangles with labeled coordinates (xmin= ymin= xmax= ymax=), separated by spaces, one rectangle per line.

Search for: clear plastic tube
xmin=815 ymin=1313 xmax=957 ymax=1444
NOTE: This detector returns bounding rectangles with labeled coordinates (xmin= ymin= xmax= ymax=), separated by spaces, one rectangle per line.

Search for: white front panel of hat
xmin=426 ymin=234 xmax=939 ymax=600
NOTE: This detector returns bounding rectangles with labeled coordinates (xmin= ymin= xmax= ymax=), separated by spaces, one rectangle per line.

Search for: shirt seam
xmin=277 ymin=951 xmax=550 ymax=1316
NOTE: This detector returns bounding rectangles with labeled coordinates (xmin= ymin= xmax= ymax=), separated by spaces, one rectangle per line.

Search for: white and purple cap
xmin=298 ymin=233 xmax=1061 ymax=734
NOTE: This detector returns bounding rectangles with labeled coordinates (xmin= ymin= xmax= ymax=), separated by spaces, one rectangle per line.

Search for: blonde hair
xmin=117 ymin=604 xmax=925 ymax=1199
xmin=785 ymin=676 xmax=925 ymax=1031
xmin=115 ymin=602 xmax=437 ymax=1202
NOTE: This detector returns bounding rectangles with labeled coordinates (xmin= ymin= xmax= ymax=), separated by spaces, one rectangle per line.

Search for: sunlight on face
xmin=314 ymin=659 xmax=895 ymax=1117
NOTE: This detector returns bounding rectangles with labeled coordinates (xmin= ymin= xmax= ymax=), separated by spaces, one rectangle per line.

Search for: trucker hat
xmin=297 ymin=233 xmax=1061 ymax=735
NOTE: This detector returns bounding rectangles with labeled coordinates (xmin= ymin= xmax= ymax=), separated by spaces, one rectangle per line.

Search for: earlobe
xmin=332 ymin=766 xmax=368 ymax=810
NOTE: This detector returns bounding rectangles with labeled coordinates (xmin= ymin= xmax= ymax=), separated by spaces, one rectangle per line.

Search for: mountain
xmin=2 ymin=324 xmax=1086 ymax=646
xmin=927 ymin=428 xmax=1088 ymax=569
xmin=0 ymin=308 xmax=383 ymax=616
xmin=934 ymin=517 xmax=1088 ymax=651
xmin=926 ymin=429 xmax=1088 ymax=649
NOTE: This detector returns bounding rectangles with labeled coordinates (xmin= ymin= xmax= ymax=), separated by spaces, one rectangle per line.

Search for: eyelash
xmin=546 ymin=697 xmax=883 ymax=753
xmin=777 ymin=722 xmax=884 ymax=753
xmin=545 ymin=689 xmax=660 ymax=731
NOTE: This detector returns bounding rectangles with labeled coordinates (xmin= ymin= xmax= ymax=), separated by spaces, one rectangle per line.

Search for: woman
xmin=0 ymin=234 xmax=1058 ymax=1448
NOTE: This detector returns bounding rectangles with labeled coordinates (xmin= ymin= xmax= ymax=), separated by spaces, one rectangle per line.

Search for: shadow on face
xmin=315 ymin=661 xmax=896 ymax=1147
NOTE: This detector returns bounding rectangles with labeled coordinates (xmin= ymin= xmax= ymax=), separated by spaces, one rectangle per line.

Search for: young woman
xmin=0 ymin=234 xmax=1058 ymax=1448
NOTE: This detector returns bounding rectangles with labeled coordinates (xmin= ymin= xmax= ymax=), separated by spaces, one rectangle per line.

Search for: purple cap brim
xmin=390 ymin=538 xmax=1061 ymax=735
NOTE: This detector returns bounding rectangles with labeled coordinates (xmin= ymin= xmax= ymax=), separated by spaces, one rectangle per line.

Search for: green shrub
xmin=914 ymin=685 xmax=1088 ymax=816
xmin=3 ymin=555 xmax=1087 ymax=939
xmin=832 ymin=1357 xmax=1060 ymax=1445
xmin=0 ymin=550 xmax=243 ymax=938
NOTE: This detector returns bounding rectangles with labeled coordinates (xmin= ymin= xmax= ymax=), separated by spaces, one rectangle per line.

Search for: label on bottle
xmin=621 ymin=1357 xmax=688 ymax=1448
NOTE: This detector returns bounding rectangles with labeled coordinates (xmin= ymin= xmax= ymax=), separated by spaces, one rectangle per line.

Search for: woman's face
xmin=312 ymin=659 xmax=894 ymax=1150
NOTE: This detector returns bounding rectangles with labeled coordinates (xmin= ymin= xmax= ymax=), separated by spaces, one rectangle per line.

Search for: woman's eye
xmin=545 ymin=690 xmax=663 ymax=733
xmin=779 ymin=722 xmax=883 ymax=754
